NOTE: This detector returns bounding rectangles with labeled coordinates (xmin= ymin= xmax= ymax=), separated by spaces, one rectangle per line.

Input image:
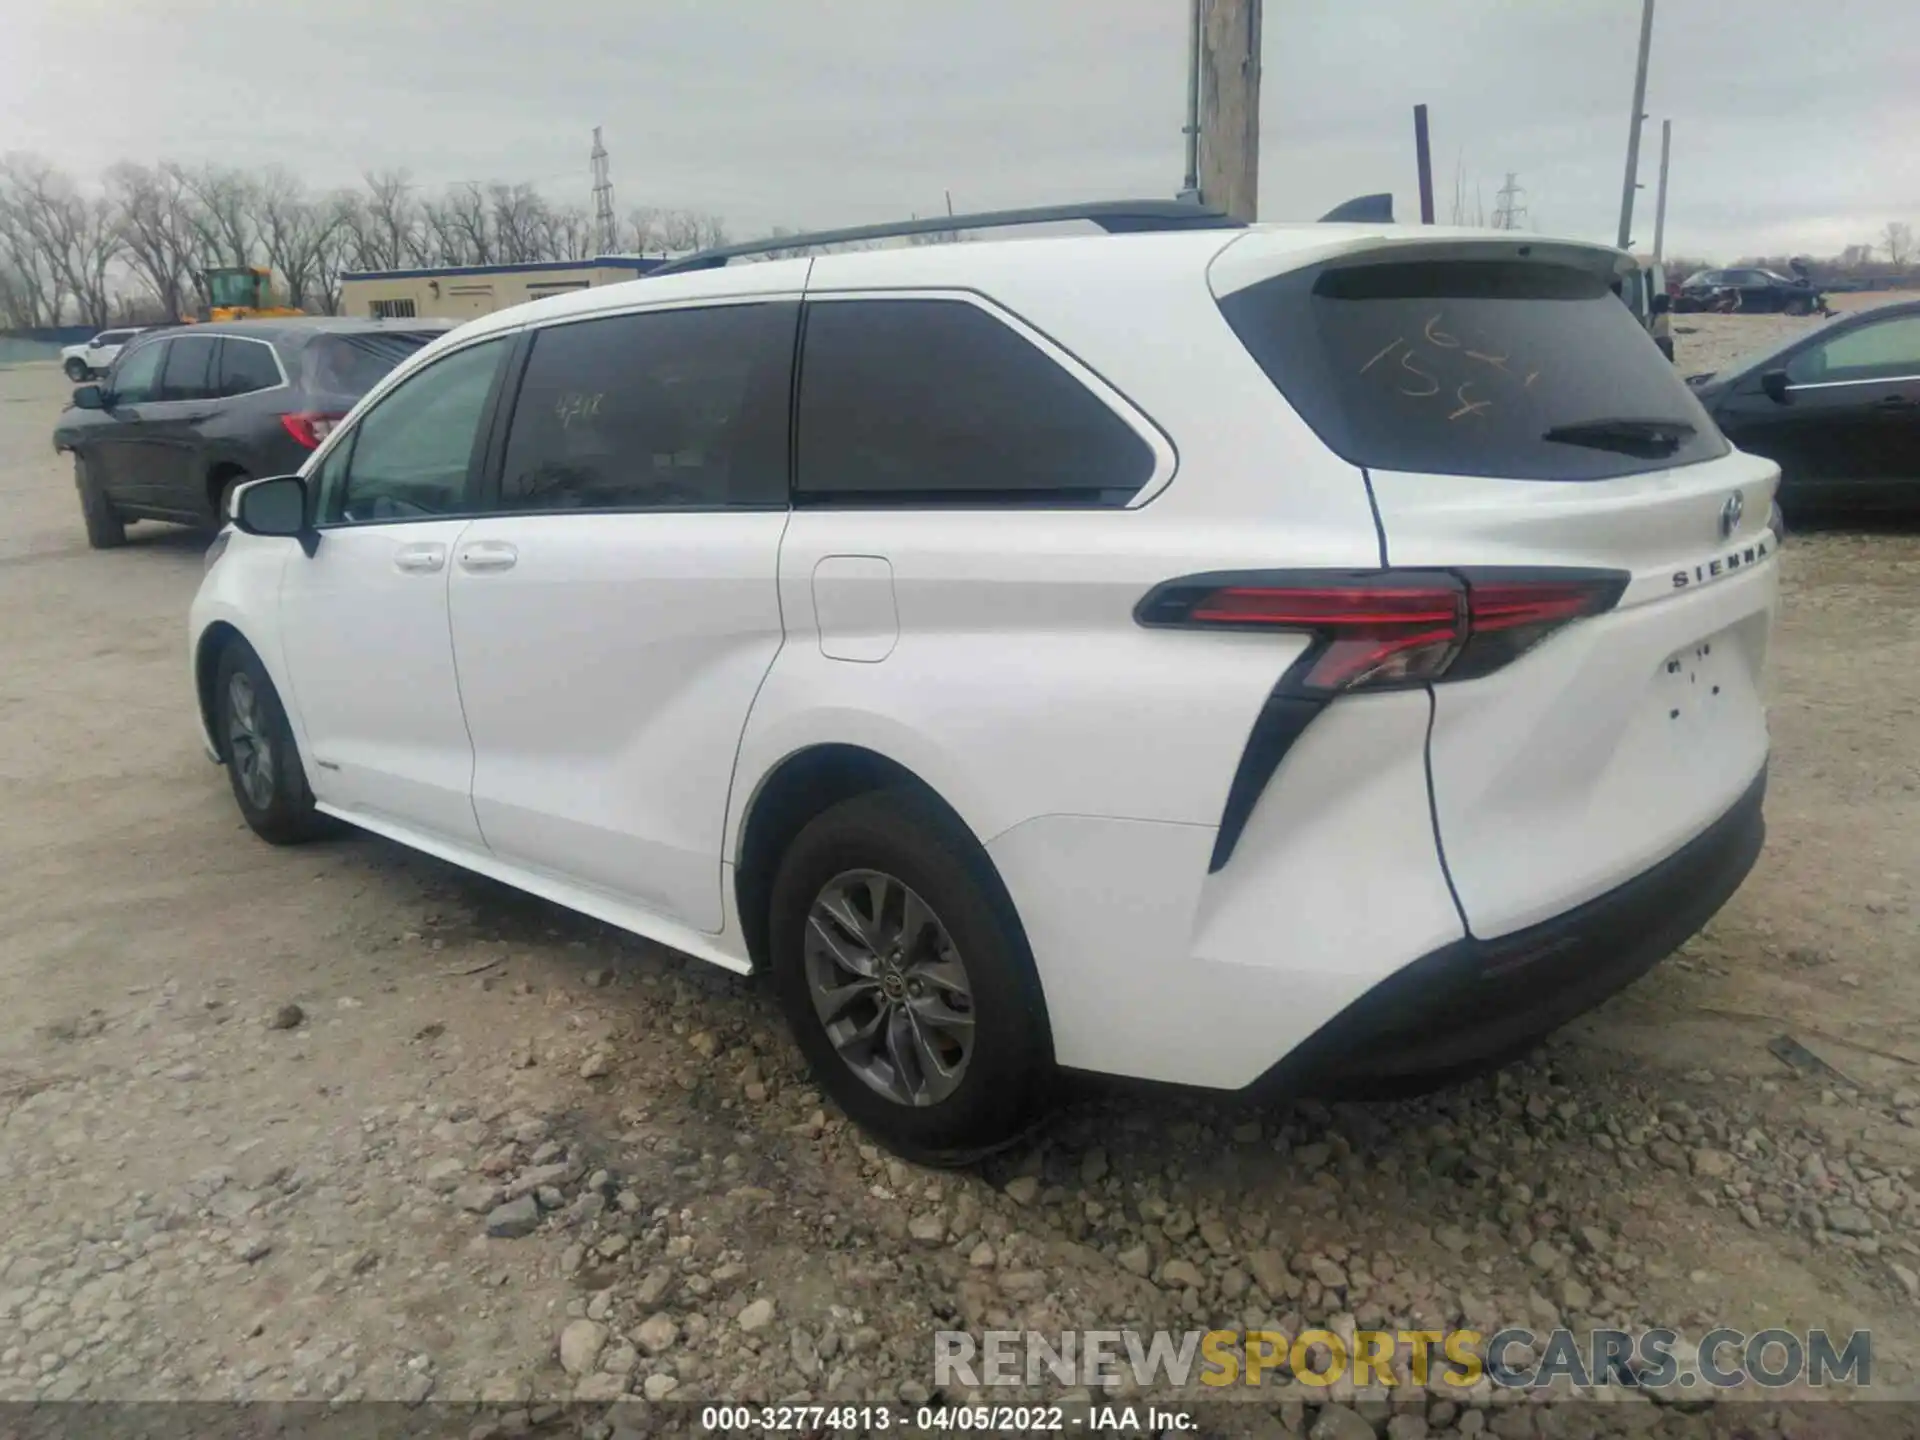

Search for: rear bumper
xmin=1249 ymin=763 xmax=1766 ymax=1094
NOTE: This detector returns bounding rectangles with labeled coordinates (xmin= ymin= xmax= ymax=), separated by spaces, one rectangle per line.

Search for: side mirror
xmin=233 ymin=475 xmax=314 ymax=552
xmin=1760 ymin=369 xmax=1792 ymax=405
xmin=1650 ymin=293 xmax=1672 ymax=315
xmin=71 ymin=383 xmax=105 ymax=410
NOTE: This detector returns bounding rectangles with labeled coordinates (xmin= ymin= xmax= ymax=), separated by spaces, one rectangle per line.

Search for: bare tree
xmin=422 ymin=183 xmax=493 ymax=267
xmin=1883 ymin=221 xmax=1914 ymax=268
xmin=46 ymin=191 xmax=121 ymax=325
xmin=352 ymin=169 xmax=425 ymax=271
xmin=106 ymin=162 xmax=201 ymax=319
xmin=179 ymin=164 xmax=259 ymax=271
xmin=0 ymin=154 xmax=119 ymax=324
xmin=312 ymin=211 xmax=361 ymax=315
xmin=659 ymin=209 xmax=728 ymax=253
xmin=542 ymin=204 xmax=594 ymax=261
xmin=487 ymin=183 xmax=549 ymax=263
xmin=257 ymin=170 xmax=348 ymax=312
xmin=0 ymin=155 xmax=757 ymax=324
xmin=0 ymin=193 xmax=59 ymax=328
xmin=624 ymin=207 xmax=666 ymax=255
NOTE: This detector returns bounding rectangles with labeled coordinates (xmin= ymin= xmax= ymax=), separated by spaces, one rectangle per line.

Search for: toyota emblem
xmin=1718 ymin=491 xmax=1744 ymax=540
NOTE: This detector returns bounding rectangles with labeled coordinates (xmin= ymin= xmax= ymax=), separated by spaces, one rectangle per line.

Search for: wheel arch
xmin=205 ymin=458 xmax=253 ymax=518
xmin=194 ymin=620 xmax=249 ymax=759
xmin=732 ymin=743 xmax=1004 ymax=975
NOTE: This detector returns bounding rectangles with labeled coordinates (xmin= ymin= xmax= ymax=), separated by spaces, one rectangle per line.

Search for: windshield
xmin=208 ymin=270 xmax=262 ymax=308
xmin=1218 ymin=258 xmax=1728 ymax=481
xmin=300 ymin=332 xmax=442 ymax=399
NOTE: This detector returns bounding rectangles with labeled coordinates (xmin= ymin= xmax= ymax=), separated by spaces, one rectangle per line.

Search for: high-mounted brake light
xmin=280 ymin=412 xmax=344 ymax=450
xmin=1135 ymin=569 xmax=1627 ymax=694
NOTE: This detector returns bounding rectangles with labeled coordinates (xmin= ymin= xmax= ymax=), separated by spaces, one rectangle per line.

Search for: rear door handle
xmin=458 ymin=540 xmax=518 ymax=574
xmin=393 ymin=542 xmax=448 ymax=574
xmin=1875 ymin=395 xmax=1915 ymax=409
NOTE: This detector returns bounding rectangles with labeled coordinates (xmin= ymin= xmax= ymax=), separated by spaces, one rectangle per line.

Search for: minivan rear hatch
xmin=1212 ymin=235 xmax=1777 ymax=939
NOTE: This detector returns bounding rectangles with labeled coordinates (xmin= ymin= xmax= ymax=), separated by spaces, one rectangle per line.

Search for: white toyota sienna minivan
xmin=189 ymin=208 xmax=1778 ymax=1160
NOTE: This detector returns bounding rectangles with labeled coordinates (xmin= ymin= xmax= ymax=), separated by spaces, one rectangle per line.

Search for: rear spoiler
xmin=1318 ymin=194 xmax=1395 ymax=224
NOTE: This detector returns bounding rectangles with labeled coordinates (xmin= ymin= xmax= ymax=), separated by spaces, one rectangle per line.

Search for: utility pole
xmin=1178 ymin=0 xmax=1202 ymax=202
xmin=1413 ymin=105 xmax=1435 ymax=224
xmin=590 ymin=126 xmax=616 ymax=256
xmin=1195 ymin=0 xmax=1262 ymax=221
xmin=1651 ymin=119 xmax=1672 ymax=260
xmin=1615 ymin=0 xmax=1655 ymax=250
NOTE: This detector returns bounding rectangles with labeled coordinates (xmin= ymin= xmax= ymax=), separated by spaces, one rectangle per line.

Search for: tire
xmin=213 ymin=469 xmax=250 ymax=527
xmin=74 ymin=455 xmax=125 ymax=549
xmin=63 ymin=357 xmax=89 ymax=382
xmin=767 ymin=788 xmax=1053 ymax=1163
xmin=1769 ymin=500 xmax=1789 ymax=542
xmin=213 ymin=640 xmax=329 ymax=845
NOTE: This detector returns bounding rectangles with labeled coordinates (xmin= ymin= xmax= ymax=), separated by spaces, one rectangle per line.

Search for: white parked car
xmin=61 ymin=327 xmax=147 ymax=381
xmin=189 ymin=209 xmax=1780 ymax=1160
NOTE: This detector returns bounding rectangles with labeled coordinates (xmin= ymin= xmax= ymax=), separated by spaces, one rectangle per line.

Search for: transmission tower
xmin=590 ymin=126 xmax=616 ymax=255
xmin=1491 ymin=172 xmax=1528 ymax=231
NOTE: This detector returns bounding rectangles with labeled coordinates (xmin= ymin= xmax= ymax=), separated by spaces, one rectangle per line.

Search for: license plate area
xmin=1653 ymin=626 xmax=1745 ymax=740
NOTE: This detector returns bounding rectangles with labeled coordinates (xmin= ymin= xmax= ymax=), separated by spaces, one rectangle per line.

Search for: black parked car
xmin=1675 ymin=267 xmax=1824 ymax=315
xmin=53 ymin=317 xmax=453 ymax=548
xmin=1689 ymin=298 xmax=1920 ymax=514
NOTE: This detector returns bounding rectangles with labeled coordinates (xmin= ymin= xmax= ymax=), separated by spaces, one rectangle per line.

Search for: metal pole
xmin=1180 ymin=0 xmax=1201 ymax=200
xmin=1616 ymin=0 xmax=1655 ymax=250
xmin=1414 ymin=105 xmax=1435 ymax=225
xmin=1651 ymin=119 xmax=1672 ymax=260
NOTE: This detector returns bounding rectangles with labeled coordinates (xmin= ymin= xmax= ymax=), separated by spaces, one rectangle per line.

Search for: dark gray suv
xmin=53 ymin=317 xmax=452 ymax=548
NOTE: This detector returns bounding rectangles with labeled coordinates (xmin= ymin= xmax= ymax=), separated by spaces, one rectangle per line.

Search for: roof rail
xmin=648 ymin=199 xmax=1246 ymax=277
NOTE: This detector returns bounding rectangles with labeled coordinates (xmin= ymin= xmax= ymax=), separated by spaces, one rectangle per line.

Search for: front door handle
xmin=458 ymin=540 xmax=518 ymax=574
xmin=393 ymin=541 xmax=448 ymax=574
xmin=1875 ymin=395 xmax=1915 ymax=409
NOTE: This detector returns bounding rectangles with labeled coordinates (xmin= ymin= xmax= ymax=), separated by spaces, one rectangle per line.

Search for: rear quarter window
xmin=795 ymin=298 xmax=1156 ymax=506
xmin=302 ymin=332 xmax=441 ymax=400
xmin=217 ymin=339 xmax=283 ymax=397
xmin=1218 ymin=259 xmax=1728 ymax=481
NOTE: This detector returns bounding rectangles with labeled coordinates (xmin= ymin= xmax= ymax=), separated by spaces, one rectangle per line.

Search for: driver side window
xmin=1786 ymin=315 xmax=1920 ymax=386
xmin=108 ymin=339 xmax=167 ymax=406
xmin=320 ymin=338 xmax=507 ymax=524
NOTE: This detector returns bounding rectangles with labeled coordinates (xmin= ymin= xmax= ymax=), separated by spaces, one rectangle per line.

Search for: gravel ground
xmin=1 ymin=324 xmax=1917 ymax=1437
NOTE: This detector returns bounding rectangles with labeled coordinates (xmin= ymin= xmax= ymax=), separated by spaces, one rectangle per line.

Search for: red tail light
xmin=280 ymin=412 xmax=343 ymax=450
xmin=1135 ymin=569 xmax=1627 ymax=695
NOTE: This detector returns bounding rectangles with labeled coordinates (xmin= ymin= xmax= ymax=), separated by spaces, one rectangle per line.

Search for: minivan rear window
xmin=303 ymin=331 xmax=441 ymax=398
xmin=1218 ymin=259 xmax=1727 ymax=481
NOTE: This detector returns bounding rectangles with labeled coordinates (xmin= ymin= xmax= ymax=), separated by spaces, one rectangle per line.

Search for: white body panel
xmin=447 ymin=512 xmax=788 ymax=934
xmin=989 ymin=691 xmax=1462 ymax=1088
xmin=276 ymin=520 xmax=484 ymax=847
xmin=738 ymin=508 xmax=1369 ymax=850
xmin=1368 ymin=447 xmax=1779 ymax=938
xmin=63 ymin=333 xmax=135 ymax=374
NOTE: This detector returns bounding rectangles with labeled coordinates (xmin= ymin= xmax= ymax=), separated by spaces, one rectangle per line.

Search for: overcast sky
xmin=6 ymin=0 xmax=1917 ymax=261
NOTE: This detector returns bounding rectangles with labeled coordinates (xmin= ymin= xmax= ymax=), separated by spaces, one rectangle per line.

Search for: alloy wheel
xmin=803 ymin=869 xmax=976 ymax=1107
xmin=226 ymin=671 xmax=275 ymax=811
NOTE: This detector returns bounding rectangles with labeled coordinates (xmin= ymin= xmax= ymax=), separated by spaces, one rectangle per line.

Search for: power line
xmin=590 ymin=127 xmax=616 ymax=255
